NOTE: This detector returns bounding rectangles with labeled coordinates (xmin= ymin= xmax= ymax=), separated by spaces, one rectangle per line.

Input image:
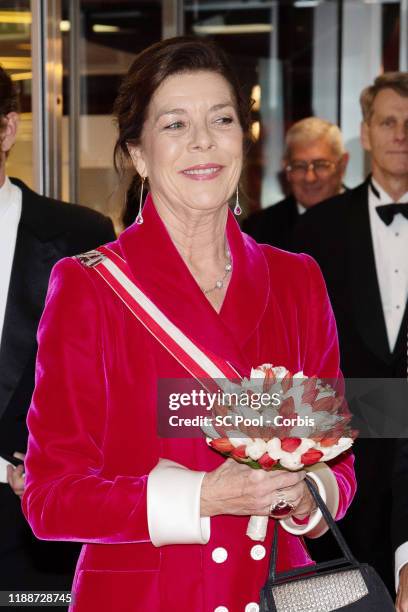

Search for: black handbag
xmin=260 ymin=478 xmax=395 ymax=611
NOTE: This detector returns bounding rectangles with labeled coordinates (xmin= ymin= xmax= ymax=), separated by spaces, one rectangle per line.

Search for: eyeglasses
xmin=286 ymin=159 xmax=338 ymax=178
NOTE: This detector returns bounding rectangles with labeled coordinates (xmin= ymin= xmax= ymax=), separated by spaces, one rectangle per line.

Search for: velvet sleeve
xmin=300 ymin=253 xmax=356 ymax=522
xmin=22 ymin=257 xmax=150 ymax=544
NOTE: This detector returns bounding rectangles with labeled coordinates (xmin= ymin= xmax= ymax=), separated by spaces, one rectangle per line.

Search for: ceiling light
xmin=0 ymin=57 xmax=31 ymax=70
xmin=11 ymin=71 xmax=32 ymax=81
xmin=92 ymin=24 xmax=120 ymax=33
xmin=251 ymin=121 xmax=261 ymax=142
xmin=60 ymin=20 xmax=70 ymax=32
xmin=0 ymin=11 xmax=31 ymax=24
xmin=193 ymin=23 xmax=272 ymax=35
xmin=251 ymin=84 xmax=261 ymax=112
xmin=294 ymin=1 xmax=321 ymax=7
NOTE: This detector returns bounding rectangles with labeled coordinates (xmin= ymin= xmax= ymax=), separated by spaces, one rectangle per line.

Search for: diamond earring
xmin=135 ymin=176 xmax=146 ymax=225
xmin=234 ymin=186 xmax=242 ymax=216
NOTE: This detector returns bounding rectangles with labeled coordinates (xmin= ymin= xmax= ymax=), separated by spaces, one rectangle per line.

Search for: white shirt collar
xmin=370 ymin=176 xmax=408 ymax=205
xmin=0 ymin=176 xmax=22 ymax=350
xmin=296 ymin=201 xmax=307 ymax=215
xmin=0 ymin=177 xmax=15 ymax=220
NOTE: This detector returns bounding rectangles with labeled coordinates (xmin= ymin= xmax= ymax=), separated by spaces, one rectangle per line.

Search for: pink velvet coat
xmin=23 ymin=196 xmax=355 ymax=612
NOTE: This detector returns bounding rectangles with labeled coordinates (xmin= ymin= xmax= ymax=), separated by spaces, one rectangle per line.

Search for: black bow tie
xmin=370 ymin=179 xmax=408 ymax=225
xmin=376 ymin=203 xmax=408 ymax=226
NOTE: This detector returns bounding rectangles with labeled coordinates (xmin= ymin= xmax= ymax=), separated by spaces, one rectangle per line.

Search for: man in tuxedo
xmin=293 ymin=72 xmax=408 ymax=604
xmin=0 ymin=66 xmax=115 ymax=599
xmin=242 ymin=117 xmax=349 ymax=249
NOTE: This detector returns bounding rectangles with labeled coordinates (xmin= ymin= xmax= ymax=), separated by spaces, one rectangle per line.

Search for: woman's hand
xmin=7 ymin=452 xmax=26 ymax=499
xmin=396 ymin=564 xmax=408 ymax=612
xmin=200 ymin=458 xmax=316 ymax=518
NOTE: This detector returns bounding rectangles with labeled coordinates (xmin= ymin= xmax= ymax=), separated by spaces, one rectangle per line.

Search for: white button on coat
xmin=214 ymin=607 xmax=229 ymax=612
xmin=212 ymin=547 xmax=228 ymax=563
xmin=245 ymin=603 xmax=259 ymax=612
xmin=250 ymin=544 xmax=266 ymax=560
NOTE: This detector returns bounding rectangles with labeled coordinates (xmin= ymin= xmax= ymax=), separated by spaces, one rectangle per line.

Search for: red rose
xmin=231 ymin=445 xmax=247 ymax=460
xmin=312 ymin=396 xmax=336 ymax=412
xmin=258 ymin=453 xmax=278 ymax=470
xmin=302 ymin=389 xmax=318 ymax=405
xmin=301 ymin=449 xmax=323 ymax=465
xmin=310 ymin=432 xmax=325 ymax=442
xmin=301 ymin=377 xmax=318 ymax=404
xmin=263 ymin=367 xmax=277 ymax=392
xmin=320 ymin=435 xmax=341 ymax=447
xmin=210 ymin=437 xmax=235 ymax=453
xmin=281 ymin=437 xmax=302 ymax=452
xmin=281 ymin=372 xmax=293 ymax=394
xmin=279 ymin=397 xmax=295 ymax=418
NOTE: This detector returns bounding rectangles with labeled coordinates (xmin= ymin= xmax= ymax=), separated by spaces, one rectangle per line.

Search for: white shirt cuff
xmin=280 ymin=462 xmax=339 ymax=538
xmin=0 ymin=457 xmax=11 ymax=483
xmin=147 ymin=458 xmax=211 ymax=547
xmin=395 ymin=542 xmax=408 ymax=592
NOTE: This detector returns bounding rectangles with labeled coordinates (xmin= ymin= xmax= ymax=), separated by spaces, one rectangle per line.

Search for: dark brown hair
xmin=0 ymin=64 xmax=20 ymax=135
xmin=113 ymin=36 xmax=250 ymax=226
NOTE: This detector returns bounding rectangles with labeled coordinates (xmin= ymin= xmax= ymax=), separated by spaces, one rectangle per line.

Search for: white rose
xmin=246 ymin=438 xmax=267 ymax=460
xmin=297 ymin=438 xmax=317 ymax=453
xmin=266 ymin=437 xmax=282 ymax=459
xmin=318 ymin=445 xmax=341 ymax=462
xmin=250 ymin=364 xmax=274 ymax=379
xmin=279 ymin=451 xmax=304 ymax=470
xmin=272 ymin=366 xmax=290 ymax=379
xmin=293 ymin=371 xmax=305 ymax=384
xmin=337 ymin=437 xmax=354 ymax=452
xmin=316 ymin=437 xmax=353 ymax=461
xmin=315 ymin=385 xmax=336 ymax=401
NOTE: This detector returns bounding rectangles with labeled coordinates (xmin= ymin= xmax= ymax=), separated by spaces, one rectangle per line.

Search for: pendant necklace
xmin=202 ymin=250 xmax=232 ymax=295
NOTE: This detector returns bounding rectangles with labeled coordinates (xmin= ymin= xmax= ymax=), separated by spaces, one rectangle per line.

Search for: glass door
xmin=61 ymin=0 xmax=162 ymax=232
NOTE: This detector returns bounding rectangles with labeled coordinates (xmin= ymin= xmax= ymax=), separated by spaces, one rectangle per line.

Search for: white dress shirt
xmin=368 ymin=177 xmax=408 ymax=352
xmin=0 ymin=176 xmax=22 ymax=483
xmin=0 ymin=177 xmax=22 ymax=346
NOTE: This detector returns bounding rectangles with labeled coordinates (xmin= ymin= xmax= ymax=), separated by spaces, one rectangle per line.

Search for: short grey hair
xmin=284 ymin=117 xmax=345 ymax=159
xmin=360 ymin=71 xmax=408 ymax=122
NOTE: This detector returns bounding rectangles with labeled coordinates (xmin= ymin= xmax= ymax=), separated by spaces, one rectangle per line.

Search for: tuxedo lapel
xmin=118 ymin=195 xmax=269 ymax=375
xmin=0 ymin=200 xmax=61 ymax=420
xmin=347 ymin=182 xmax=391 ymax=364
xmin=393 ymin=301 xmax=408 ymax=368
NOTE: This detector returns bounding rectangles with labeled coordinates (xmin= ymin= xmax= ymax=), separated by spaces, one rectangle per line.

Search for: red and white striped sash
xmin=75 ymin=246 xmax=242 ymax=390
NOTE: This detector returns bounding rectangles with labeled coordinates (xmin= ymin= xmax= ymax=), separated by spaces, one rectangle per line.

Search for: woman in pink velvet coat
xmin=23 ymin=37 xmax=356 ymax=612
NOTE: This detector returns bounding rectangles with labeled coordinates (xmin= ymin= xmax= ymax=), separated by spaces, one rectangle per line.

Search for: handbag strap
xmin=74 ymin=246 xmax=241 ymax=390
xmin=268 ymin=478 xmax=359 ymax=584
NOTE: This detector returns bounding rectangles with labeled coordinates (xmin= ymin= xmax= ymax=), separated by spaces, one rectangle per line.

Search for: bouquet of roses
xmin=201 ymin=364 xmax=356 ymax=541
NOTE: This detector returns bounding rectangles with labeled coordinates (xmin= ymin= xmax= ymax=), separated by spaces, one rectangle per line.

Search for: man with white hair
xmin=243 ymin=116 xmax=349 ymax=249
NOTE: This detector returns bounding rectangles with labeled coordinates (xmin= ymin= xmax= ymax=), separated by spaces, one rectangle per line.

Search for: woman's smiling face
xmin=129 ymin=70 xmax=244 ymax=214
